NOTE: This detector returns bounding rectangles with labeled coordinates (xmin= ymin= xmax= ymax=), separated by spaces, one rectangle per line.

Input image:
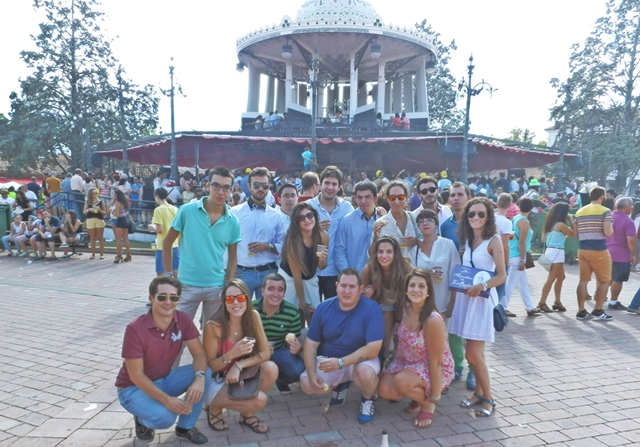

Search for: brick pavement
xmin=1 ymin=252 xmax=640 ymax=446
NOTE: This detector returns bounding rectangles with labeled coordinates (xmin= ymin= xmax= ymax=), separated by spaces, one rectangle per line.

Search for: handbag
xmin=537 ymin=253 xmax=552 ymax=271
xmin=227 ymin=364 xmax=262 ymax=401
xmin=493 ymin=302 xmax=509 ymax=332
xmin=127 ymin=216 xmax=137 ymax=234
xmin=525 ymin=251 xmax=535 ymax=269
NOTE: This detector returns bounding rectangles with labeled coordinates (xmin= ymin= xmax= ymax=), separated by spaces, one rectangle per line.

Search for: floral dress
xmin=386 ymin=311 xmax=454 ymax=396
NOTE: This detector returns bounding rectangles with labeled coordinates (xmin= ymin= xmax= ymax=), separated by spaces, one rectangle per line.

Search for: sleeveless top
xmin=545 ymin=224 xmax=566 ymax=249
xmin=509 ymin=214 xmax=532 ymax=257
xmin=86 ymin=200 xmax=104 ymax=219
xmin=281 ymin=244 xmax=316 ymax=280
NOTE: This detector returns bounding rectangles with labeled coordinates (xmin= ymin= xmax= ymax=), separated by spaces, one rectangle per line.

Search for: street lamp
xmin=556 ymin=81 xmax=571 ymax=192
xmin=291 ymin=51 xmax=334 ymax=172
xmin=458 ymin=55 xmax=496 ymax=183
xmin=160 ymin=58 xmax=186 ymax=181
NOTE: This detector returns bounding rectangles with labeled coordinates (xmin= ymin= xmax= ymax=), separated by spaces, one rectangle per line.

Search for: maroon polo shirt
xmin=115 ymin=310 xmax=199 ymax=388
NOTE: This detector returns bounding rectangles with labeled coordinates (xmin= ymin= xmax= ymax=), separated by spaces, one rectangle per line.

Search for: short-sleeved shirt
xmin=115 ymin=310 xmax=200 ymax=388
xmin=170 ymin=198 xmax=241 ymax=287
xmin=152 ymin=203 xmax=179 ymax=249
xmin=575 ymin=203 xmax=612 ymax=251
xmin=606 ymin=211 xmax=636 ymax=262
xmin=253 ymin=299 xmax=301 ymax=350
xmin=440 ymin=215 xmax=460 ymax=250
xmin=307 ymin=296 xmax=384 ymax=358
xmin=46 ymin=177 xmax=61 ymax=193
xmin=495 ymin=214 xmax=514 ymax=237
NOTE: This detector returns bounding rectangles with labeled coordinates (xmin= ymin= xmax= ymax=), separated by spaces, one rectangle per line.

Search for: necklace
xmin=233 ymin=331 xmax=239 ymax=336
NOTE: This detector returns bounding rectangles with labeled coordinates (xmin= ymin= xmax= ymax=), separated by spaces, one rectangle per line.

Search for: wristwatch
xmin=221 ymin=354 xmax=229 ymax=365
xmin=268 ymin=242 xmax=275 ymax=252
xmin=195 ymin=371 xmax=206 ymax=378
xmin=337 ymin=358 xmax=345 ymax=369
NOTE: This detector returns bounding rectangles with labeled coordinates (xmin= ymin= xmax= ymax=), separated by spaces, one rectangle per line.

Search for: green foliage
xmin=0 ymin=0 xmax=158 ymax=173
xmin=415 ymin=20 xmax=465 ymax=132
xmin=506 ymin=128 xmax=536 ymax=144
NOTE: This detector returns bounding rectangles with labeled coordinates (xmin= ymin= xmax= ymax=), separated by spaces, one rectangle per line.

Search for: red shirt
xmin=115 ymin=310 xmax=199 ymax=388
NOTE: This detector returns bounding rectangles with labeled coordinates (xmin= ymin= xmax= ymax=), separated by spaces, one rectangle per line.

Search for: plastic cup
xmin=151 ymin=243 xmax=156 ymax=250
xmin=316 ymin=244 xmax=327 ymax=257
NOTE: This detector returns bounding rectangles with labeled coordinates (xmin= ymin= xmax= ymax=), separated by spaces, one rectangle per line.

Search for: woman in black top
xmin=279 ymin=202 xmax=328 ymax=324
xmin=13 ymin=190 xmax=33 ymax=221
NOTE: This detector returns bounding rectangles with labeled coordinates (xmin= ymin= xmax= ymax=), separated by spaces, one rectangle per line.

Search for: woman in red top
xmin=392 ymin=112 xmax=402 ymax=128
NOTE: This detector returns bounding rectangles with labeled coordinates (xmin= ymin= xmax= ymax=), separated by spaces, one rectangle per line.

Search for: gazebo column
xmin=392 ymin=78 xmax=402 ymax=114
xmin=358 ymin=82 xmax=368 ymax=107
xmin=416 ymin=57 xmax=428 ymax=113
xmin=384 ymin=82 xmax=391 ymax=114
xmin=349 ymin=56 xmax=358 ymax=118
xmin=247 ymin=61 xmax=261 ymax=113
xmin=298 ymin=84 xmax=308 ymax=107
xmin=317 ymin=86 xmax=325 ymax=118
xmin=265 ymin=76 xmax=275 ymax=113
xmin=285 ymin=63 xmax=293 ymax=111
xmin=404 ymin=74 xmax=414 ymax=113
xmin=376 ymin=62 xmax=386 ymax=115
xmin=276 ymin=79 xmax=285 ymax=112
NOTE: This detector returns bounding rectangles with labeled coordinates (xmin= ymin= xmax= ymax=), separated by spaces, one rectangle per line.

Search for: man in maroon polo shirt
xmin=115 ymin=276 xmax=209 ymax=444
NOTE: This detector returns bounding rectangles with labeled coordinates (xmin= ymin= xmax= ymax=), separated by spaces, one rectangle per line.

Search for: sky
xmin=0 ymin=0 xmax=608 ymax=146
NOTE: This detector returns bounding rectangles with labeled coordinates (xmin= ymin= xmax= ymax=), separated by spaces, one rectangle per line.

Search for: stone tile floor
xmin=1 ymin=252 xmax=640 ymax=446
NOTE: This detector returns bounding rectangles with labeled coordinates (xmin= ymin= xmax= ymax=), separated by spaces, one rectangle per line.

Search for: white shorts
xmin=545 ymin=247 xmax=565 ymax=264
xmin=300 ymin=358 xmax=380 ymax=388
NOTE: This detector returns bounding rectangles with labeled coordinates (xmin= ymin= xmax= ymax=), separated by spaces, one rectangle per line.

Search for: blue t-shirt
xmin=440 ymin=215 xmax=460 ymax=250
xmin=307 ymin=296 xmax=384 ymax=358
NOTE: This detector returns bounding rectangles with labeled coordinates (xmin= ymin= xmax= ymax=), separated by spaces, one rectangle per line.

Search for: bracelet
xmin=481 ymin=281 xmax=488 ymax=291
xmin=519 ymin=259 xmax=525 ymax=263
xmin=429 ymin=395 xmax=441 ymax=402
xmin=233 ymin=362 xmax=243 ymax=373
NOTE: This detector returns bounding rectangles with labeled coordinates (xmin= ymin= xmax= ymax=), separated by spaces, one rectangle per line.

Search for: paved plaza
xmin=1 ymin=253 xmax=640 ymax=447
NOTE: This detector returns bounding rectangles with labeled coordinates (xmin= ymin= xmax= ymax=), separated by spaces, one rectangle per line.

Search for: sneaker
xmin=175 ymin=427 xmax=208 ymax=445
xmin=330 ymin=381 xmax=351 ymax=406
xmin=133 ymin=416 xmax=155 ymax=441
xmin=576 ymin=309 xmax=593 ymax=320
xmin=454 ymin=368 xmax=463 ymax=381
xmin=608 ymin=302 xmax=627 ymax=310
xmin=276 ymin=380 xmax=292 ymax=394
xmin=591 ymin=309 xmax=613 ymax=321
xmin=18 ymin=252 xmax=28 ymax=257
xmin=59 ymin=243 xmax=69 ymax=248
xmin=466 ymin=370 xmax=476 ymax=390
xmin=626 ymin=307 xmax=640 ymax=315
xmin=357 ymin=397 xmax=375 ymax=424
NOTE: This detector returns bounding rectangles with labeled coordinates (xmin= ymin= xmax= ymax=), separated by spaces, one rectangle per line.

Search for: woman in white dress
xmin=414 ymin=209 xmax=460 ymax=316
xmin=449 ymin=198 xmax=506 ymax=417
xmin=370 ymin=181 xmax=421 ymax=260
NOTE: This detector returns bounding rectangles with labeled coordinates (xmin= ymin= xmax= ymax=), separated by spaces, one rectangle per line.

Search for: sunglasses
xmin=388 ymin=194 xmax=406 ymax=202
xmin=156 ymin=293 xmax=180 ymax=302
xmin=225 ymin=294 xmax=247 ymax=304
xmin=252 ymin=182 xmax=269 ymax=190
xmin=296 ymin=211 xmax=315 ymax=222
xmin=420 ymin=187 xmax=437 ymax=195
xmin=467 ymin=211 xmax=487 ymax=219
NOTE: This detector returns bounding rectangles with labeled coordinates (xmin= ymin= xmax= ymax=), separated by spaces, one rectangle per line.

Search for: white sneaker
xmin=59 ymin=243 xmax=69 ymax=248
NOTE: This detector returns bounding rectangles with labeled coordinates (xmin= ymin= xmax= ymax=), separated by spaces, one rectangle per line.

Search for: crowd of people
xmin=109 ymin=163 xmax=640 ymax=445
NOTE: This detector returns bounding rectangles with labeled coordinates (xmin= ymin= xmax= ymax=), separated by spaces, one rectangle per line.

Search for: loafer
xmin=134 ymin=416 xmax=154 ymax=441
xmin=175 ymin=427 xmax=208 ymax=445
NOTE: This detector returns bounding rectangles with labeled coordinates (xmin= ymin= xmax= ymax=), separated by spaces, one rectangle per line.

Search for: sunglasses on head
xmin=252 ymin=182 xmax=269 ymax=190
xmin=225 ymin=294 xmax=247 ymax=304
xmin=388 ymin=194 xmax=406 ymax=202
xmin=420 ymin=187 xmax=437 ymax=195
xmin=156 ymin=293 xmax=180 ymax=302
xmin=467 ymin=211 xmax=486 ymax=219
xmin=296 ymin=211 xmax=315 ymax=222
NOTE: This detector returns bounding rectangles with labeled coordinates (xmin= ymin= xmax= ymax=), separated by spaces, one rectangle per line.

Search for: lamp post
xmin=556 ymin=81 xmax=571 ymax=192
xmin=160 ymin=58 xmax=186 ymax=181
xmin=458 ymin=55 xmax=496 ymax=183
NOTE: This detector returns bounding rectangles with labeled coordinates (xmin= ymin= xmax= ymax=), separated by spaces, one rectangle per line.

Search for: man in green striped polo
xmin=253 ymin=273 xmax=304 ymax=393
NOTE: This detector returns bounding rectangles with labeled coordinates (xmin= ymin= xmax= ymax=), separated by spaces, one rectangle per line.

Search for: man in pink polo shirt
xmin=606 ymin=197 xmax=637 ymax=310
xmin=115 ymin=277 xmax=209 ymax=444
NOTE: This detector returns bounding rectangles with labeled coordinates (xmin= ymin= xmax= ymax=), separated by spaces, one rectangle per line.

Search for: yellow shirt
xmin=46 ymin=177 xmax=62 ymax=193
xmin=152 ymin=203 xmax=179 ymax=248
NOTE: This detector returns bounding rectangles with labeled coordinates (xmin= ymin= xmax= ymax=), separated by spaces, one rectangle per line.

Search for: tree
xmin=0 ymin=0 xmax=158 ymax=173
xmin=550 ymin=0 xmax=640 ymax=188
xmin=415 ymin=19 xmax=465 ymax=132
xmin=506 ymin=128 xmax=536 ymax=144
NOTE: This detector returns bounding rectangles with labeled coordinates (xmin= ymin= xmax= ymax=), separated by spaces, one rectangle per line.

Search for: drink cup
xmin=316 ymin=244 xmax=327 ymax=257
xmin=151 ymin=243 xmax=156 ymax=250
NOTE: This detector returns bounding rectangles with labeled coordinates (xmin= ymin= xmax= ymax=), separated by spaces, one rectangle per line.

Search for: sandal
xmin=405 ymin=400 xmax=421 ymax=414
xmin=538 ymin=303 xmax=553 ymax=313
xmin=552 ymin=302 xmax=567 ymax=312
xmin=476 ymin=397 xmax=496 ymax=417
xmin=206 ymin=408 xmax=228 ymax=431
xmin=89 ymin=255 xmax=95 ymax=260
xmin=239 ymin=414 xmax=269 ymax=434
xmin=413 ymin=410 xmax=433 ymax=428
xmin=505 ymin=310 xmax=517 ymax=317
xmin=460 ymin=392 xmax=483 ymax=408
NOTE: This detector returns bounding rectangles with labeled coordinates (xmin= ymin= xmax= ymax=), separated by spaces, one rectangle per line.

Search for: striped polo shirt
xmin=253 ymin=299 xmax=301 ymax=350
xmin=574 ymin=203 xmax=612 ymax=251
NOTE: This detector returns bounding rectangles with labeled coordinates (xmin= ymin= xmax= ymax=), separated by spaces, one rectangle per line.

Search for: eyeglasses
xmin=225 ymin=294 xmax=247 ymax=304
xmin=388 ymin=195 xmax=406 ymax=202
xmin=211 ymin=182 xmax=232 ymax=192
xmin=296 ymin=211 xmax=315 ymax=222
xmin=420 ymin=187 xmax=437 ymax=195
xmin=252 ymin=182 xmax=269 ymax=190
xmin=155 ymin=293 xmax=180 ymax=302
xmin=418 ymin=218 xmax=437 ymax=225
xmin=467 ymin=211 xmax=487 ymax=219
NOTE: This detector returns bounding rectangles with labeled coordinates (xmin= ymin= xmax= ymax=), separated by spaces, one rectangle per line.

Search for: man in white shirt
xmin=495 ymin=193 xmax=515 ymax=309
xmin=70 ymin=168 xmax=85 ymax=215
xmin=509 ymin=175 xmax=519 ymax=193
xmin=412 ymin=175 xmax=452 ymax=235
xmin=231 ymin=167 xmax=286 ymax=300
xmin=0 ymin=188 xmax=15 ymax=206
xmin=277 ymin=183 xmax=298 ymax=230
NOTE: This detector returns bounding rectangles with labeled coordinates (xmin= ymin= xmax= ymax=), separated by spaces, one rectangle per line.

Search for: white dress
xmin=415 ymin=237 xmax=460 ymax=313
xmin=449 ymin=235 xmax=498 ymax=343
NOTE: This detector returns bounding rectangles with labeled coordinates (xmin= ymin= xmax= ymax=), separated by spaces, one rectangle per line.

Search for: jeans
xmin=494 ymin=265 xmax=509 ymax=301
xmin=2 ymin=235 xmax=21 ymax=253
xmin=117 ymin=365 xmax=208 ymax=430
xmin=502 ymin=257 xmax=536 ymax=311
xmin=629 ymin=287 xmax=640 ymax=310
xmin=235 ymin=266 xmax=277 ymax=300
xmin=318 ymin=275 xmax=338 ymax=302
xmin=270 ymin=346 xmax=305 ymax=386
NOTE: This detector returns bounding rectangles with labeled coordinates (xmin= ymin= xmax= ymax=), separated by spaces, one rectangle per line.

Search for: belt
xmin=237 ymin=262 xmax=277 ymax=272
xmin=546 ymin=246 xmax=564 ymax=250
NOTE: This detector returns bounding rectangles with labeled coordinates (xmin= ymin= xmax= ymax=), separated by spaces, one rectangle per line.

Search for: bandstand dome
xmin=295 ymin=0 xmax=379 ymax=24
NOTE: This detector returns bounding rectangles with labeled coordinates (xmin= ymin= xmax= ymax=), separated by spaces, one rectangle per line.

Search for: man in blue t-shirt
xmin=300 ymin=268 xmax=384 ymax=424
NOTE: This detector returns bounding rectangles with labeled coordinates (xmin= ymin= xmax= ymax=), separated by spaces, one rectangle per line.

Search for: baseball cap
xmin=529 ymin=179 xmax=540 ymax=186
xmin=166 ymin=180 xmax=175 ymax=187
xmin=245 ymin=168 xmax=252 ymax=173
xmin=478 ymin=188 xmax=487 ymax=195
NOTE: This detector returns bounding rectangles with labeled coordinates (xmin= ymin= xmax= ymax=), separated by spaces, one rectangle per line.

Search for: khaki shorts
xmin=578 ymin=249 xmax=612 ymax=283
xmin=85 ymin=218 xmax=105 ymax=230
xmin=301 ymin=358 xmax=380 ymax=388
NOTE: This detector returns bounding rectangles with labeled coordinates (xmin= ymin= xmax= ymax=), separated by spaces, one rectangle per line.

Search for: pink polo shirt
xmin=115 ymin=310 xmax=199 ymax=388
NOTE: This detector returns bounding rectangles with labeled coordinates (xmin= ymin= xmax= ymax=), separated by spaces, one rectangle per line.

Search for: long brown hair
xmin=456 ymin=197 xmax=497 ymax=248
xmin=368 ymin=236 xmax=411 ymax=319
xmin=404 ymin=268 xmax=437 ymax=328
xmin=542 ymin=202 xmax=569 ymax=237
xmin=211 ymin=279 xmax=260 ymax=356
xmin=282 ymin=202 xmax=322 ymax=277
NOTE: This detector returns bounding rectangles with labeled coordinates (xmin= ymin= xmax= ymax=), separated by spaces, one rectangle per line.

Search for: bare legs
xmin=539 ymin=263 xmax=565 ymax=306
xmin=465 ymin=340 xmax=492 ymax=413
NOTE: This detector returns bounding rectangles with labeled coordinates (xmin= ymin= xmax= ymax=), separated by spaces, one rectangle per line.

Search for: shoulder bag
xmin=227 ymin=364 xmax=262 ymax=401
xmin=470 ymin=236 xmax=507 ymax=332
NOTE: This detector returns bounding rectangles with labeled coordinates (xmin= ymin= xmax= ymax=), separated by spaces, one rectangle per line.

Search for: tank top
xmin=509 ymin=214 xmax=532 ymax=257
xmin=281 ymin=244 xmax=316 ymax=280
xmin=86 ymin=200 xmax=104 ymax=219
xmin=545 ymin=224 xmax=566 ymax=249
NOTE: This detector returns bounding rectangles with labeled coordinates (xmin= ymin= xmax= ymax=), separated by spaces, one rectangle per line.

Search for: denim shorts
xmin=155 ymin=247 xmax=180 ymax=273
